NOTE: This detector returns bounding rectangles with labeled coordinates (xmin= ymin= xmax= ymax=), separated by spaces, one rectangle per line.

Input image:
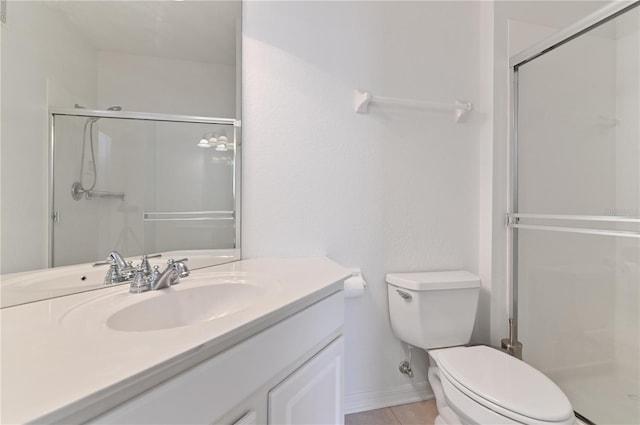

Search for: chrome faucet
xmin=94 ymin=251 xmax=161 ymax=285
xmin=150 ymin=258 xmax=190 ymax=290
xmin=94 ymin=251 xmax=133 ymax=284
xmin=106 ymin=251 xmax=127 ymax=270
xmin=94 ymin=251 xmax=188 ymax=292
xmin=132 ymin=258 xmax=189 ymax=293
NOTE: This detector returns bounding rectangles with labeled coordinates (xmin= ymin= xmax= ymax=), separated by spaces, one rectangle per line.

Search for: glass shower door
xmin=512 ymin=6 xmax=639 ymax=424
xmin=51 ymin=113 xmax=237 ymax=268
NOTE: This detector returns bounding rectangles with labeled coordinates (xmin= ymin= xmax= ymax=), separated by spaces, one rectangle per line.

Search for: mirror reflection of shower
xmin=71 ymin=105 xmax=125 ymax=201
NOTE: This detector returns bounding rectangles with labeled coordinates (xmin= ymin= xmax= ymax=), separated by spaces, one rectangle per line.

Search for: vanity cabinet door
xmin=268 ymin=336 xmax=344 ymax=425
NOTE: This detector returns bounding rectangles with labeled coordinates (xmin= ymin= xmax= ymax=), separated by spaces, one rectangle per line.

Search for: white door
xmin=268 ymin=336 xmax=344 ymax=425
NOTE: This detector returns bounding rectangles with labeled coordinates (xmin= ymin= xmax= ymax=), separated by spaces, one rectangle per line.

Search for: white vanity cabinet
xmin=268 ymin=336 xmax=344 ymax=425
xmin=88 ymin=292 xmax=344 ymax=425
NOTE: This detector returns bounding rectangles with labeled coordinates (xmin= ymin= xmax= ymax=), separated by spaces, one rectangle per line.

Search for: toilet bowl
xmin=386 ymin=271 xmax=575 ymax=425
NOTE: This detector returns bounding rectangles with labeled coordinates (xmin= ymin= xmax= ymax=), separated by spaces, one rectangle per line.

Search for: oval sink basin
xmin=59 ymin=271 xmax=281 ymax=333
xmin=106 ymin=284 xmax=266 ymax=332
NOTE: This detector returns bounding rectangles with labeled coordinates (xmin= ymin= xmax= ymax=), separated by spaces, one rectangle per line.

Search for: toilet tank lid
xmin=385 ymin=271 xmax=480 ymax=291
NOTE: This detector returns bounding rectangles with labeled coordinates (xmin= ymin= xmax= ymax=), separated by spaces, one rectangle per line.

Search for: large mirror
xmin=0 ymin=1 xmax=242 ymax=307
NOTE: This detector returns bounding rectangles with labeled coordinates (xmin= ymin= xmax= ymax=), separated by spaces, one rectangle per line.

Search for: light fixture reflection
xmin=197 ymin=138 xmax=211 ymax=148
xmin=197 ymin=131 xmax=233 ymax=150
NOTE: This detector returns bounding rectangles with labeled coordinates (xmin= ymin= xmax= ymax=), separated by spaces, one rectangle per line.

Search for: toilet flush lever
xmin=396 ymin=289 xmax=412 ymax=301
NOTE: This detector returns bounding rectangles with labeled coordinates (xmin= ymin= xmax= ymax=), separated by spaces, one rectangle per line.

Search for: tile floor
xmin=345 ymin=400 xmax=439 ymax=425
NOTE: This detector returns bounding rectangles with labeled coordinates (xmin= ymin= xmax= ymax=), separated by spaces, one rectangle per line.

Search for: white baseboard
xmin=344 ymin=381 xmax=434 ymax=414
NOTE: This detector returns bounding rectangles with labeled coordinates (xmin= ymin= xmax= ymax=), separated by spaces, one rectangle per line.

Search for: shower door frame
xmin=48 ymin=108 xmax=241 ymax=267
xmin=507 ymin=0 xmax=640 ymax=357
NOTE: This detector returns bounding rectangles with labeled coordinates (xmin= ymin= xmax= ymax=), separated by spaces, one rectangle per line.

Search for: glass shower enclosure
xmin=50 ymin=109 xmax=240 ymax=268
xmin=509 ymin=3 xmax=639 ymax=424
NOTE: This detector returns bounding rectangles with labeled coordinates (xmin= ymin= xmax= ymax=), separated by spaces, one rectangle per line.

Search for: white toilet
xmin=386 ymin=271 xmax=576 ymax=425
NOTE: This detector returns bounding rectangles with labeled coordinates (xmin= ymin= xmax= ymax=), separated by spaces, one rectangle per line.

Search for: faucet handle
xmin=139 ymin=256 xmax=152 ymax=276
xmin=168 ymin=258 xmax=189 ymax=279
xmin=130 ymin=268 xmax=150 ymax=293
xmin=104 ymin=259 xmax=123 ymax=285
xmin=140 ymin=253 xmax=163 ymax=276
xmin=170 ymin=257 xmax=188 ymax=263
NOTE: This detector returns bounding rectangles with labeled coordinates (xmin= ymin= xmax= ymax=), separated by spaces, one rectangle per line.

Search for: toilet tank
xmin=386 ymin=271 xmax=480 ymax=350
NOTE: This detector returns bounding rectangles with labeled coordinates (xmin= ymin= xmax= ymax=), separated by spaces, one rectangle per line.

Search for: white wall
xmin=0 ymin=1 xmax=97 ymax=273
xmin=98 ymin=51 xmax=236 ymax=118
xmin=242 ymin=1 xmax=488 ymax=410
xmin=243 ymin=0 xmax=622 ymax=411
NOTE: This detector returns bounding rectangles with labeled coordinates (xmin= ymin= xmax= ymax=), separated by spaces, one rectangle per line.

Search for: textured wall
xmin=97 ymin=51 xmax=236 ymax=118
xmin=1 ymin=2 xmax=98 ymax=273
xmin=242 ymin=1 xmax=487 ymax=409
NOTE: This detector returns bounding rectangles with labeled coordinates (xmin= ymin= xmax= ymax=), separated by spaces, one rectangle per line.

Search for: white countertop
xmin=0 ymin=249 xmax=240 ymax=308
xmin=0 ymin=257 xmax=349 ymax=424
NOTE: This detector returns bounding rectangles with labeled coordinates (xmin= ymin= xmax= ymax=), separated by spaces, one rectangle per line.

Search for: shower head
xmin=84 ymin=106 xmax=122 ymax=123
xmin=74 ymin=104 xmax=121 ymax=112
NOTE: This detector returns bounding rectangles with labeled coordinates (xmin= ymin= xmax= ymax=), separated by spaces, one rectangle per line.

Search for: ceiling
xmin=43 ymin=1 xmax=637 ymax=66
xmin=46 ymin=1 xmax=241 ymax=66
xmin=505 ymin=0 xmax=639 ymax=40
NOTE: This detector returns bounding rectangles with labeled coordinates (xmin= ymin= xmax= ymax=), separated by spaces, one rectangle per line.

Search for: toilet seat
xmin=430 ymin=346 xmax=575 ymax=425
